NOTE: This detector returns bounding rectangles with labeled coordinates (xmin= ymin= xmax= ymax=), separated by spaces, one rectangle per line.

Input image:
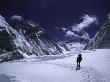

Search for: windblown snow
xmin=0 ymin=49 xmax=110 ymax=82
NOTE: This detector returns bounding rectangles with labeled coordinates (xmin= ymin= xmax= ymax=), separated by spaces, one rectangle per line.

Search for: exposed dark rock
xmin=0 ymin=50 xmax=24 ymax=63
xmin=0 ymin=27 xmax=15 ymax=51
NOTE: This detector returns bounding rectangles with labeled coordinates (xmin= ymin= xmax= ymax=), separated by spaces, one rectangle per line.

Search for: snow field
xmin=0 ymin=49 xmax=110 ymax=82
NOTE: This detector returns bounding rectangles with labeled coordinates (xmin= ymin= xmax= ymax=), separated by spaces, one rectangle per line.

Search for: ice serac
xmin=85 ymin=12 xmax=110 ymax=49
xmin=0 ymin=15 xmax=62 ymax=62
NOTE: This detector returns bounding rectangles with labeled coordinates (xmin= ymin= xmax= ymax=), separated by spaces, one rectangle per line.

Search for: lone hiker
xmin=76 ymin=54 xmax=82 ymax=70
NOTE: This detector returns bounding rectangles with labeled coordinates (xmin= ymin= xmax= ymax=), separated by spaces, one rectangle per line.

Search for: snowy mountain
xmin=85 ymin=12 xmax=110 ymax=49
xmin=57 ymin=31 xmax=89 ymax=53
xmin=58 ymin=41 xmax=85 ymax=54
xmin=59 ymin=28 xmax=90 ymax=53
xmin=0 ymin=15 xmax=62 ymax=62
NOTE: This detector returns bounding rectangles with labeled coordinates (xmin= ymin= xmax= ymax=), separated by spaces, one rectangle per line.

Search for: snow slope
xmin=0 ymin=49 xmax=110 ymax=82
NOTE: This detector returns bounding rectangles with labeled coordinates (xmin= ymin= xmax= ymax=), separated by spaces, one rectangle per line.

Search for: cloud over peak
xmin=61 ymin=14 xmax=98 ymax=40
xmin=11 ymin=15 xmax=24 ymax=21
xmin=66 ymin=31 xmax=75 ymax=37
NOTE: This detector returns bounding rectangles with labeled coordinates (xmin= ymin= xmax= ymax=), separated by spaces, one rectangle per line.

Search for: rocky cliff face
xmin=85 ymin=13 xmax=110 ymax=49
xmin=0 ymin=15 xmax=62 ymax=62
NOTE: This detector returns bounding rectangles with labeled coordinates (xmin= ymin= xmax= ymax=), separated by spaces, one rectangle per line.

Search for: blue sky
xmin=0 ymin=0 xmax=109 ymax=41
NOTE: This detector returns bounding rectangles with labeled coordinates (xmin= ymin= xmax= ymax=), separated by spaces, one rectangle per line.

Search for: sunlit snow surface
xmin=0 ymin=49 xmax=110 ymax=82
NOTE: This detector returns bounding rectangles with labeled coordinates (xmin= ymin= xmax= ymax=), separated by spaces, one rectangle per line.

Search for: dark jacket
xmin=77 ymin=54 xmax=82 ymax=62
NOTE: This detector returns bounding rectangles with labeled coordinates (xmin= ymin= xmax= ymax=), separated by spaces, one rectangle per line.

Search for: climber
xmin=76 ymin=54 xmax=82 ymax=70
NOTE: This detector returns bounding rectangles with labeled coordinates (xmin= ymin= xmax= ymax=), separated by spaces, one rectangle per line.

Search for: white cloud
xmin=72 ymin=14 xmax=98 ymax=32
xmin=81 ymin=32 xmax=90 ymax=40
xmin=61 ymin=28 xmax=67 ymax=31
xmin=66 ymin=31 xmax=75 ymax=36
xmin=11 ymin=15 xmax=24 ymax=21
xmin=54 ymin=14 xmax=97 ymax=40
xmin=66 ymin=31 xmax=78 ymax=37
xmin=65 ymin=30 xmax=90 ymax=40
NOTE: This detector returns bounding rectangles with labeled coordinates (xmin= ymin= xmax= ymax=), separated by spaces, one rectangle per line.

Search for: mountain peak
xmin=0 ymin=15 xmax=62 ymax=62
